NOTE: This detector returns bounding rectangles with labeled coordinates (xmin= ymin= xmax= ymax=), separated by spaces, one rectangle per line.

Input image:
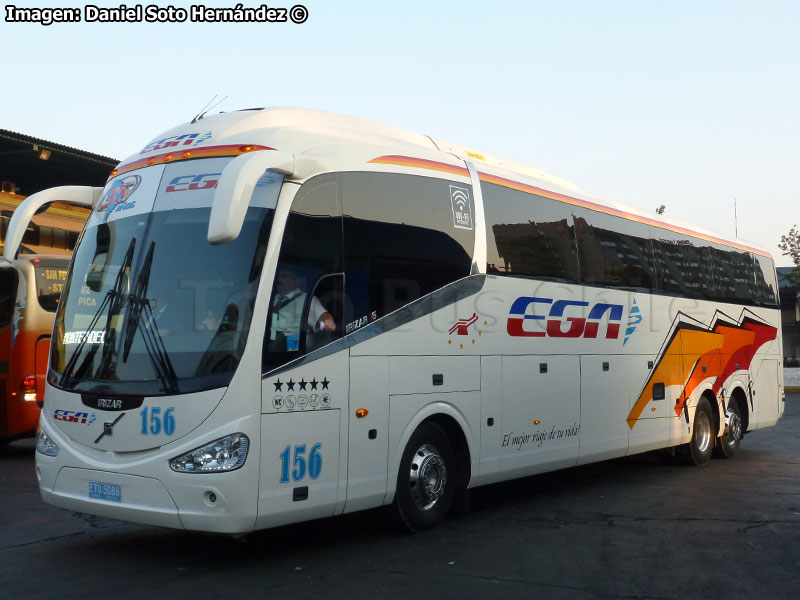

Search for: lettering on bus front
xmin=140 ymin=131 xmax=212 ymax=154
xmin=165 ymin=173 xmax=221 ymax=193
xmin=507 ymin=296 xmax=623 ymax=339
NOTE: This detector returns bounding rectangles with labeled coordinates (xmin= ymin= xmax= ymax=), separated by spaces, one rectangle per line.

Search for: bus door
xmin=0 ymin=263 xmax=18 ymax=434
xmin=258 ymin=174 xmax=348 ymax=528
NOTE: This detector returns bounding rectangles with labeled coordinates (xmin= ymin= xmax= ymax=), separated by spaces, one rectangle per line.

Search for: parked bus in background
xmin=14 ymin=108 xmax=783 ymax=534
xmin=0 ymin=198 xmax=86 ymax=442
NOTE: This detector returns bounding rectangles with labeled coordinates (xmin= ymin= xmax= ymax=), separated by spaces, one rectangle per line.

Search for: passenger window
xmin=707 ymin=243 xmax=756 ymax=304
xmin=341 ymin=172 xmax=473 ymax=331
xmin=263 ymin=174 xmax=344 ymax=372
xmin=572 ymin=208 xmax=655 ymax=290
xmin=650 ymin=229 xmax=713 ymax=299
xmin=752 ymin=253 xmax=778 ymax=306
xmin=483 ymin=182 xmax=579 ymax=282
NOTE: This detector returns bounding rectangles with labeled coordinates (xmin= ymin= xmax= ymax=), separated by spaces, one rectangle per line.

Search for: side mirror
xmin=3 ymin=186 xmax=101 ymax=261
xmin=208 ymin=150 xmax=295 ymax=245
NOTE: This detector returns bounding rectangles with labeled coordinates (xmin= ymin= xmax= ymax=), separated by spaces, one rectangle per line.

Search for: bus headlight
xmin=169 ymin=433 xmax=249 ymax=473
xmin=36 ymin=424 xmax=60 ymax=457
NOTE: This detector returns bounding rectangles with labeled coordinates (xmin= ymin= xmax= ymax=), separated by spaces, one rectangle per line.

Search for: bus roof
xmin=114 ymin=107 xmax=771 ymax=259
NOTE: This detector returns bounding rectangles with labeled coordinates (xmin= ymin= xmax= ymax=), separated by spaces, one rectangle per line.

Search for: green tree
xmin=778 ymin=225 xmax=800 ymax=283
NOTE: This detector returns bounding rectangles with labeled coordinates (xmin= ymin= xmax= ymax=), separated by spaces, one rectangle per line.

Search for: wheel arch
xmin=728 ymin=385 xmax=750 ymax=434
xmin=387 ymin=402 xmax=476 ymax=503
xmin=700 ymin=389 xmax=721 ymax=438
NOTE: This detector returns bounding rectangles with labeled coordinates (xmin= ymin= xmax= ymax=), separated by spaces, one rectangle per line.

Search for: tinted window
xmin=707 ymin=243 xmax=758 ymax=304
xmin=650 ymin=229 xmax=713 ymax=299
xmin=483 ymin=182 xmax=578 ymax=282
xmin=572 ymin=208 xmax=655 ymax=290
xmin=341 ymin=172 xmax=473 ymax=330
xmin=752 ymin=253 xmax=778 ymax=306
xmin=264 ymin=174 xmax=344 ymax=371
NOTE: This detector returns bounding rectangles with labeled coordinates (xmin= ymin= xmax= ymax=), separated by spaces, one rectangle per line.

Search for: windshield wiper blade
xmin=60 ymin=238 xmax=136 ymax=387
xmin=120 ymin=241 xmax=179 ymax=395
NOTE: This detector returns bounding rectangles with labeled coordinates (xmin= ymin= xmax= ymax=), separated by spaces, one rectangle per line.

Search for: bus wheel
xmin=714 ymin=398 xmax=743 ymax=459
xmin=687 ymin=397 xmax=714 ymax=466
xmin=394 ymin=422 xmax=455 ymax=532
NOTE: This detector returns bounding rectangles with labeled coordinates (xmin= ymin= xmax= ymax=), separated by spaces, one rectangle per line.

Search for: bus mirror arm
xmin=3 ymin=186 xmax=102 ymax=261
xmin=208 ymin=150 xmax=295 ymax=245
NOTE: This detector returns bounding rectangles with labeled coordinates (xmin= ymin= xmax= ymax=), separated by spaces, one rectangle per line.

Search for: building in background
xmin=0 ymin=129 xmax=117 ymax=255
xmin=777 ymin=267 xmax=800 ymax=362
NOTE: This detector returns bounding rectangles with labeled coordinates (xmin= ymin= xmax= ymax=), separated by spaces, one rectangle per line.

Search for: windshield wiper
xmin=120 ymin=241 xmax=179 ymax=395
xmin=60 ymin=238 xmax=136 ymax=387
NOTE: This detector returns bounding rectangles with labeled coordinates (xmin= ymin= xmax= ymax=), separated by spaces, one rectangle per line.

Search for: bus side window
xmin=482 ymin=182 xmax=579 ymax=282
xmin=572 ymin=207 xmax=655 ymax=291
xmin=341 ymin=172 xmax=474 ymax=327
xmin=0 ymin=268 xmax=18 ymax=326
xmin=263 ymin=174 xmax=343 ymax=372
xmin=649 ymin=228 xmax=713 ymax=300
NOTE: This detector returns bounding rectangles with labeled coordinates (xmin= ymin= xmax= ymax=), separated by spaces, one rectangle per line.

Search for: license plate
xmin=89 ymin=481 xmax=121 ymax=503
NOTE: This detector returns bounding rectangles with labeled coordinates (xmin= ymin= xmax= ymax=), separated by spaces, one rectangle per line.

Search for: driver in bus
xmin=271 ymin=267 xmax=336 ymax=351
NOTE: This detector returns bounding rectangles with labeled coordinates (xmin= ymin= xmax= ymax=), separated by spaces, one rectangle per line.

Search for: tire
xmin=393 ymin=422 xmax=455 ymax=532
xmin=687 ymin=397 xmax=714 ymax=466
xmin=713 ymin=397 xmax=743 ymax=459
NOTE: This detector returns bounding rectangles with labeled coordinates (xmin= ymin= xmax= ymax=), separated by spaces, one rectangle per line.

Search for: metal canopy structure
xmin=0 ymin=129 xmax=118 ymax=196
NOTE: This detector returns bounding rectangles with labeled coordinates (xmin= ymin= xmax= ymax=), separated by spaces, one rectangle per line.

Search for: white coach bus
xmin=16 ymin=108 xmax=782 ymax=534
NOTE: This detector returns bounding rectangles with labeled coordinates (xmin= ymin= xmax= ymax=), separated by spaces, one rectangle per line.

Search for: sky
xmin=2 ymin=0 xmax=798 ymax=264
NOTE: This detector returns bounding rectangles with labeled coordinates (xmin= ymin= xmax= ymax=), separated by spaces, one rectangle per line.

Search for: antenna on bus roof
xmin=191 ymin=95 xmax=228 ymax=124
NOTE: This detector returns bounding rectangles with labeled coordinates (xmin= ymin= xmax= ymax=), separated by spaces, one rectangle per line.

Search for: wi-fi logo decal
xmin=452 ymin=188 xmax=469 ymax=210
xmin=449 ymin=185 xmax=474 ymax=230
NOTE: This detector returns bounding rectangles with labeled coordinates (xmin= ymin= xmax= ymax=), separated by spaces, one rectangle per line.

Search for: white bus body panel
xmin=500 ymin=355 xmax=580 ymax=477
xmin=258 ymin=349 xmax=349 ymax=528
xmin=345 ymin=356 xmax=390 ymax=513
xmin=37 ymin=385 xmax=262 ymax=534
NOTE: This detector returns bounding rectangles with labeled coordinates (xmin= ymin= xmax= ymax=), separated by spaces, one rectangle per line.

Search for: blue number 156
xmin=279 ymin=443 xmax=322 ymax=483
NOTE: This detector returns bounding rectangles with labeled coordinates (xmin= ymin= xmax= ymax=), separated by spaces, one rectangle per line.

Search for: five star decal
xmin=271 ymin=375 xmax=333 ymax=411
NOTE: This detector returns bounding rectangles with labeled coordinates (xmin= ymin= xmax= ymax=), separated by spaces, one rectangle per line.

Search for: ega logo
xmin=507 ymin=297 xmax=623 ymax=339
xmin=165 ymin=173 xmax=221 ymax=193
xmin=140 ymin=131 xmax=212 ymax=154
xmin=54 ymin=409 xmax=96 ymax=425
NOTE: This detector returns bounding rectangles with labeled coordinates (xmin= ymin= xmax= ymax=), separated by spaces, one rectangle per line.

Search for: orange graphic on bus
xmin=627 ymin=312 xmax=777 ymax=429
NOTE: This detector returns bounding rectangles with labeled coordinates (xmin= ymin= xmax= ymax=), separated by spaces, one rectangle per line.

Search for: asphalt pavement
xmin=2 ymin=393 xmax=799 ymax=600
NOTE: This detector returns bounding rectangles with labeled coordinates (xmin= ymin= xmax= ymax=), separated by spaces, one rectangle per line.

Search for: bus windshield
xmin=50 ymin=160 xmax=281 ymax=396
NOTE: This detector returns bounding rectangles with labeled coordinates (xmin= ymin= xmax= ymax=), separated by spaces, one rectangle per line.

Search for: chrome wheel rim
xmin=695 ymin=410 xmax=712 ymax=453
xmin=725 ymin=409 xmax=742 ymax=446
xmin=408 ymin=444 xmax=447 ymax=511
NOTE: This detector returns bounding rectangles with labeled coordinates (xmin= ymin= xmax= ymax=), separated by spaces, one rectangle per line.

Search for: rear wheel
xmin=714 ymin=397 xmax=743 ymax=459
xmin=393 ymin=422 xmax=455 ymax=532
xmin=687 ymin=397 xmax=714 ymax=466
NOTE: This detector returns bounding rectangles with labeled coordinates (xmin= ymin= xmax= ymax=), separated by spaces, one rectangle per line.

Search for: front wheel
xmin=687 ymin=397 xmax=714 ymax=466
xmin=714 ymin=398 xmax=743 ymax=459
xmin=393 ymin=422 xmax=455 ymax=532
